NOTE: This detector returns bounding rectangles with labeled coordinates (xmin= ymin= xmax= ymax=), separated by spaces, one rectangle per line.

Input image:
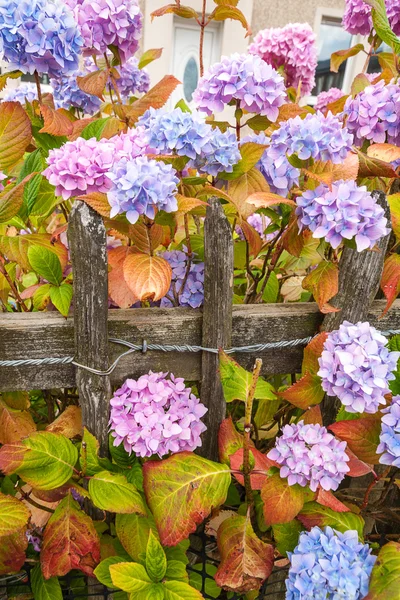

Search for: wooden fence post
xmin=199 ymin=198 xmax=233 ymax=462
xmin=321 ymin=191 xmax=392 ymax=426
xmin=68 ymin=201 xmax=112 ymax=457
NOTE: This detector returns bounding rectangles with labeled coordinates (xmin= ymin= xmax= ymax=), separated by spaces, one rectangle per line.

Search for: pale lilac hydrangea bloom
xmin=296 ymin=180 xmax=389 ymax=252
xmin=160 ymin=250 xmax=204 ymax=309
xmin=51 ymin=72 xmax=102 ymax=115
xmin=107 ymin=155 xmax=179 ymax=223
xmin=343 ymin=0 xmax=400 ymax=35
xmin=0 ymin=0 xmax=83 ymax=77
xmin=270 ymin=112 xmax=353 ymax=164
xmin=109 ymin=371 xmax=207 ymax=457
xmin=193 ymin=129 xmax=240 ymax=177
xmin=343 ymin=80 xmax=400 ymax=146
xmin=318 ymin=321 xmax=400 ymax=414
xmin=286 ymin=526 xmax=376 ymax=600
xmin=43 ymin=137 xmax=115 ymax=200
xmin=378 ymin=395 xmax=400 ymax=467
xmin=26 ymin=527 xmax=43 ymax=552
xmin=193 ymin=53 xmax=286 ymax=121
xmin=315 ymin=88 xmax=345 ymax=112
xmin=267 ymin=421 xmax=350 ymax=492
xmin=249 ymin=23 xmax=317 ymax=97
xmin=0 ymin=172 xmax=6 ymax=192
xmin=66 ymin=0 xmax=142 ymax=62
xmin=112 ymin=126 xmax=149 ymax=160
xmin=116 ymin=57 xmax=150 ymax=99
xmin=3 ymin=83 xmax=37 ymax=104
xmin=236 ymin=214 xmax=275 ymax=242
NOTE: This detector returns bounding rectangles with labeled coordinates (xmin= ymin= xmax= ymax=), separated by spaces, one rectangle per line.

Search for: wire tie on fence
xmin=142 ymin=339 xmax=148 ymax=354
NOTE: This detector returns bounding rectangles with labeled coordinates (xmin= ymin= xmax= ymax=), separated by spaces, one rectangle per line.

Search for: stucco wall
xmin=251 ymin=0 xmax=345 ymax=34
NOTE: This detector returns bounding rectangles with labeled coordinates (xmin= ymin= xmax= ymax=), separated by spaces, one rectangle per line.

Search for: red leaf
xmin=279 ymin=372 xmax=324 ymax=410
xmin=238 ymin=218 xmax=263 ymax=257
xmin=346 ymin=448 xmax=374 ymax=477
xmin=230 ymin=447 xmax=275 ymax=490
xmin=381 ymin=254 xmax=400 ymax=317
xmin=329 ymin=417 xmax=381 ymax=465
xmin=108 ymin=246 xmax=139 ymax=309
xmin=302 ymin=332 xmax=328 ymax=375
xmin=315 ymin=489 xmax=350 ymax=513
xmin=218 ymin=417 xmax=244 ymax=465
xmin=302 ymin=261 xmax=339 ymax=314
xmin=261 ymin=474 xmax=305 ymax=525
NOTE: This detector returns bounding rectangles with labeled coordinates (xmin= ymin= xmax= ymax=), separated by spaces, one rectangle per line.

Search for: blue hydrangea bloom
xmin=194 ymin=128 xmax=241 ymax=177
xmin=270 ymin=112 xmax=353 ymax=164
xmin=160 ymin=250 xmax=204 ymax=309
xmin=378 ymin=395 xmax=400 ymax=467
xmin=0 ymin=0 xmax=83 ymax=77
xmin=117 ymin=57 xmax=150 ymax=99
xmin=3 ymin=82 xmax=37 ymax=104
xmin=51 ymin=72 xmax=102 ymax=115
xmin=107 ymin=156 xmax=179 ymax=224
xmin=286 ymin=526 xmax=376 ymax=600
xmin=242 ymin=132 xmax=300 ymax=196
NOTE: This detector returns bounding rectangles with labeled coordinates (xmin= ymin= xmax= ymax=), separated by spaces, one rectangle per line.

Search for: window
xmin=313 ymin=16 xmax=353 ymax=96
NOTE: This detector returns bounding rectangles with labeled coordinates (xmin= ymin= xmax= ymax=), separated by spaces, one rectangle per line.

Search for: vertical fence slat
xmin=199 ymin=197 xmax=233 ymax=461
xmin=68 ymin=201 xmax=111 ymax=457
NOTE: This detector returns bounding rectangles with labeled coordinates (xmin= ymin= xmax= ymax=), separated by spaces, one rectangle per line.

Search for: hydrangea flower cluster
xmin=66 ymin=0 xmax=142 ymax=62
xmin=116 ymin=57 xmax=150 ymax=99
xmin=296 ymin=180 xmax=388 ymax=252
xmin=160 ymin=250 xmax=204 ymax=309
xmin=270 ymin=112 xmax=353 ymax=163
xmin=343 ymin=80 xmax=400 ymax=146
xmin=236 ymin=214 xmax=274 ymax=242
xmin=267 ymin=421 xmax=350 ymax=492
xmin=378 ymin=395 xmax=400 ymax=467
xmin=286 ymin=526 xmax=376 ymax=600
xmin=43 ymin=137 xmax=115 ymax=200
xmin=193 ymin=53 xmax=286 ymax=121
xmin=0 ymin=0 xmax=83 ymax=77
xmin=194 ymin=128 xmax=240 ymax=177
xmin=112 ymin=126 xmax=149 ymax=160
xmin=318 ymin=321 xmax=400 ymax=414
xmin=343 ymin=0 xmax=400 ymax=35
xmin=387 ymin=0 xmax=400 ymax=35
xmin=315 ymin=88 xmax=344 ymax=113
xmin=107 ymin=156 xmax=179 ymax=223
xmin=3 ymin=83 xmax=37 ymax=104
xmin=242 ymin=133 xmax=300 ymax=196
xmin=0 ymin=172 xmax=7 ymax=192
xmin=51 ymin=72 xmax=102 ymax=115
xmin=248 ymin=23 xmax=317 ymax=97
xmin=109 ymin=371 xmax=207 ymax=457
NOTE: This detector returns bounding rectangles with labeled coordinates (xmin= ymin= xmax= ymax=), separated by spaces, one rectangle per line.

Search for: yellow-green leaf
xmin=219 ymin=350 xmax=276 ymax=403
xmin=89 ymin=471 xmax=147 ymax=515
xmin=0 ymin=492 xmax=30 ymax=536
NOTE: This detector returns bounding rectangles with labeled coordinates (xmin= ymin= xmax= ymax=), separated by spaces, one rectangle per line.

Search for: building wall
xmin=251 ymin=0 xmax=345 ymax=33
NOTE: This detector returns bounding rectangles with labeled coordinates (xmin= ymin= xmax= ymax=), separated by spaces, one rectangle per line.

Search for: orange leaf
xmin=281 ymin=214 xmax=305 ymax=258
xmin=326 ymin=95 xmax=348 ymax=115
xmin=129 ymin=221 xmax=165 ymax=253
xmin=227 ymin=168 xmax=270 ymax=218
xmin=39 ymin=105 xmax=73 ymax=136
xmin=302 ymin=261 xmax=339 ymax=313
xmin=124 ymin=75 xmax=180 ymax=123
xmin=246 ymin=192 xmax=296 ymax=210
xmin=108 ymin=246 xmax=139 ymax=309
xmin=380 ymin=254 xmax=400 ymax=317
xmin=315 ymin=489 xmax=350 ymax=513
xmin=367 ymin=143 xmax=400 ymax=164
xmin=302 ymin=405 xmax=323 ymax=425
xmin=261 ymin=474 xmax=305 ymax=525
xmin=77 ymin=192 xmax=110 ymax=218
xmin=123 ymin=253 xmax=172 ymax=302
xmin=0 ymin=529 xmax=28 ymax=575
xmin=77 ymin=70 xmax=109 ymax=99
xmin=302 ymin=332 xmax=328 ymax=375
xmin=346 ymin=448 xmax=374 ymax=477
xmin=0 ymin=102 xmax=32 ymax=171
xmin=279 ymin=372 xmax=324 ymax=410
xmin=356 ymin=148 xmax=399 ymax=178
xmin=333 ymin=151 xmax=359 ymax=181
xmin=0 ymin=400 xmax=36 ymax=444
xmin=176 ymin=193 xmax=208 ymax=214
xmin=151 ymin=4 xmax=198 ymax=19
xmin=46 ymin=406 xmax=82 ymax=439
xmin=230 ymin=447 xmax=275 ymax=490
xmin=238 ymin=218 xmax=263 ymax=257
xmin=69 ymin=117 xmax=94 ymax=141
xmin=218 ymin=417 xmax=244 ymax=465
xmin=329 ymin=417 xmax=382 ymax=465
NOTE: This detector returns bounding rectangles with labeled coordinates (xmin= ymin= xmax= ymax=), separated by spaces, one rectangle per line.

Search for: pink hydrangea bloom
xmin=315 ymin=88 xmax=345 ymax=113
xmin=112 ymin=126 xmax=149 ymax=160
xmin=109 ymin=372 xmax=207 ymax=457
xmin=343 ymin=0 xmax=400 ymax=35
xmin=249 ymin=23 xmax=317 ymax=96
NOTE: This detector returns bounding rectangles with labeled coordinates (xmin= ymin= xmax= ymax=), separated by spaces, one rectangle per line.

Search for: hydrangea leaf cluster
xmin=193 ymin=53 xmax=286 ymax=121
xmin=116 ymin=57 xmax=150 ymax=99
xmin=318 ymin=321 xmax=400 ymax=414
xmin=66 ymin=0 xmax=142 ymax=62
xmin=242 ymin=132 xmax=300 ymax=196
xmin=343 ymin=0 xmax=400 ymax=35
xmin=315 ymin=88 xmax=344 ymax=113
xmin=160 ymin=250 xmax=204 ymax=309
xmin=286 ymin=526 xmax=376 ymax=600
xmin=343 ymin=80 xmax=400 ymax=146
xmin=270 ymin=112 xmax=353 ymax=164
xmin=295 ymin=180 xmax=389 ymax=252
xmin=107 ymin=155 xmax=179 ymax=224
xmin=249 ymin=23 xmax=317 ymax=97
xmin=3 ymin=83 xmax=37 ymax=104
xmin=109 ymin=371 xmax=207 ymax=457
xmin=236 ymin=213 xmax=275 ymax=242
xmin=267 ymin=421 xmax=350 ymax=492
xmin=51 ymin=72 xmax=102 ymax=115
xmin=0 ymin=0 xmax=83 ymax=77
xmin=378 ymin=395 xmax=400 ymax=467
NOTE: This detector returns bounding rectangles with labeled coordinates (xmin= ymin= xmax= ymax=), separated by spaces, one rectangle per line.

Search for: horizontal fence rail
xmin=1 ymin=299 xmax=400 ymax=392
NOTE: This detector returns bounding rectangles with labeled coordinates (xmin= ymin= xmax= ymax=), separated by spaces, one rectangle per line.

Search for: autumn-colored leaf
xmin=261 ymin=474 xmax=305 ymax=525
xmin=246 ymin=192 xmax=296 ymax=210
xmin=315 ymin=489 xmax=350 ymax=513
xmin=298 ymin=501 xmax=364 ymax=537
xmin=329 ymin=417 xmax=381 ymax=464
xmin=279 ymin=372 xmax=324 ymax=410
xmin=151 ymin=4 xmax=198 ymax=20
xmin=69 ymin=117 xmax=95 ymax=141
xmin=129 ymin=221 xmax=164 ymax=253
xmin=40 ymin=105 xmax=73 ymax=136
xmin=277 ymin=103 xmax=309 ymax=122
xmin=330 ymin=43 xmax=364 ymax=73
xmin=388 ymin=193 xmax=400 ymax=241
xmin=209 ymin=6 xmax=251 ymax=37
xmin=0 ymin=102 xmax=32 ymax=171
xmin=346 ymin=448 xmax=375 ymax=477
xmin=281 ymin=215 xmax=305 ymax=258
xmin=221 ymin=143 xmax=267 ymax=180
xmin=0 ymin=492 xmax=30 ymax=536
xmin=367 ymin=143 xmax=400 ymax=164
xmin=0 ymin=174 xmax=36 ymax=224
xmin=238 ymin=218 xmax=263 ymax=257
xmin=351 ymin=73 xmax=373 ymax=96
xmin=218 ymin=417 xmax=244 ymax=465
xmin=2 ymin=391 xmax=30 ymax=410
xmin=326 ymin=95 xmax=348 ymax=115
xmin=230 ymin=447 xmax=275 ymax=490
xmin=0 ymin=70 xmax=23 ymax=93
xmin=77 ymin=70 xmax=109 ymax=99
xmin=108 ymin=246 xmax=139 ymax=309
xmin=214 ymin=514 xmax=273 ymax=593
xmin=138 ymin=48 xmax=163 ymax=69
xmin=41 ymin=493 xmax=101 ymax=578
xmin=0 ymin=529 xmax=28 ymax=575
xmin=124 ymin=75 xmax=180 ymax=123
xmin=302 ymin=332 xmax=328 ymax=375
xmin=356 ymin=148 xmax=398 ymax=178
xmin=46 ymin=406 xmax=82 ymax=439
xmin=227 ymin=167 xmax=269 ymax=218
xmin=77 ymin=192 xmax=111 ymax=218
xmin=123 ymin=253 xmax=172 ymax=302
xmin=302 ymin=405 xmax=323 ymax=426
xmin=143 ymin=452 xmax=231 ymax=546
xmin=302 ymin=261 xmax=339 ymax=313
xmin=0 ymin=233 xmax=68 ymax=272
xmin=0 ymin=399 xmax=36 ymax=444
xmin=380 ymin=254 xmax=400 ymax=317
xmin=176 ymin=193 xmax=208 ymax=214
xmin=363 ymin=541 xmax=400 ymax=600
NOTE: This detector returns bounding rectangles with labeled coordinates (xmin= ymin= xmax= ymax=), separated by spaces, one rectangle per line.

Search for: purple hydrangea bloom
xmin=160 ymin=250 xmax=204 ymax=309
xmin=50 ymin=72 xmax=102 ymax=115
xmin=286 ymin=526 xmax=376 ymax=600
xmin=267 ymin=421 xmax=350 ymax=492
xmin=318 ymin=321 xmax=400 ymax=414
xmin=242 ymin=132 xmax=300 ymax=196
xmin=0 ymin=172 xmax=6 ymax=192
xmin=116 ymin=57 xmax=150 ymax=99
xmin=3 ymin=83 xmax=37 ymax=104
xmin=296 ymin=180 xmax=389 ymax=252
xmin=378 ymin=395 xmax=400 ymax=467
xmin=270 ymin=112 xmax=353 ymax=164
xmin=0 ymin=0 xmax=83 ymax=77
xmin=112 ymin=126 xmax=150 ymax=160
xmin=236 ymin=213 xmax=274 ymax=242
xmin=26 ymin=527 xmax=43 ymax=552
xmin=249 ymin=23 xmax=317 ymax=97
xmin=66 ymin=0 xmax=142 ymax=63
xmin=109 ymin=371 xmax=207 ymax=457
xmin=193 ymin=53 xmax=286 ymax=121
xmin=107 ymin=155 xmax=179 ymax=224
xmin=387 ymin=0 xmax=400 ymax=35
xmin=315 ymin=88 xmax=345 ymax=113
xmin=343 ymin=0 xmax=400 ymax=35
xmin=43 ymin=137 xmax=115 ymax=200
xmin=343 ymin=80 xmax=400 ymax=146
xmin=193 ymin=128 xmax=241 ymax=177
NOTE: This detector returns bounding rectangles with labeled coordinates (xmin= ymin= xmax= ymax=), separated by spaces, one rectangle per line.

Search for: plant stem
xmin=361 ymin=467 xmax=391 ymax=510
xmin=0 ymin=261 xmax=29 ymax=312
xmin=104 ymin=53 xmax=123 ymax=105
xmin=178 ymin=214 xmax=193 ymax=296
xmin=199 ymin=0 xmax=207 ymax=77
xmin=235 ymin=100 xmax=241 ymax=142
xmin=18 ymin=488 xmax=54 ymax=514
xmin=34 ymin=71 xmax=43 ymax=104
xmin=243 ymin=358 xmax=263 ymax=511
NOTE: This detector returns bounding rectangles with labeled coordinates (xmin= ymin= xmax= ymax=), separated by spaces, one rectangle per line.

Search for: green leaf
xmin=81 ymin=428 xmax=114 ymax=476
xmin=189 ymin=564 xmax=220 ymax=598
xmin=163 ymin=580 xmax=203 ymax=600
xmin=89 ymin=470 xmax=146 ymax=515
xmin=80 ymin=117 xmax=111 ymax=141
xmin=174 ymin=99 xmax=191 ymax=113
xmin=219 ymin=351 xmax=276 ymax=403
xmin=94 ymin=556 xmax=127 ymax=589
xmin=0 ymin=492 xmax=30 ymax=536
xmin=219 ymin=142 xmax=267 ymax=180
xmin=245 ymin=115 xmax=271 ymax=132
xmin=364 ymin=0 xmax=400 ymax=53
xmin=272 ymin=521 xmax=303 ymax=555
xmin=18 ymin=149 xmax=44 ymax=183
xmin=116 ymin=513 xmax=159 ymax=563
xmin=109 ymin=437 xmax=138 ymax=469
xmin=49 ymin=283 xmax=73 ymax=317
xmin=109 ymin=562 xmax=153 ymax=594
xmin=31 ymin=564 xmax=63 ymax=600
xmin=364 ymin=541 xmax=400 ymax=599
xmin=30 ymin=178 xmax=60 ymax=218
xmin=262 ymin=271 xmax=279 ymax=303
xmin=209 ymin=5 xmax=251 ymax=35
xmin=330 ymin=43 xmax=365 ymax=73
xmin=298 ymin=502 xmax=364 ymax=538
xmin=146 ymin=529 xmax=167 ymax=582
xmin=164 ymin=540 xmax=189 ymax=566
xmin=27 ymin=245 xmax=63 ymax=286
xmin=33 ymin=283 xmax=52 ymax=311
xmin=165 ymin=560 xmax=189 ymax=583
xmin=23 ymin=173 xmax=43 ymax=217
xmin=138 ymin=48 xmax=163 ymax=69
